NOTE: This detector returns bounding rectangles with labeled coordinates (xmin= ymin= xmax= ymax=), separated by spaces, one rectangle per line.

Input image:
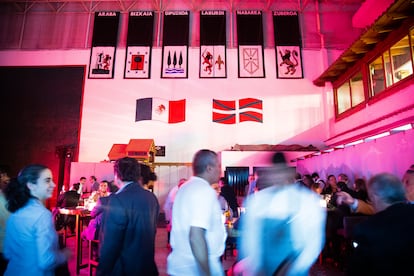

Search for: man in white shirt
xmin=163 ymin=178 xmax=187 ymax=247
xmin=167 ymin=149 xmax=227 ymax=276
xmin=236 ymin=152 xmax=326 ymax=276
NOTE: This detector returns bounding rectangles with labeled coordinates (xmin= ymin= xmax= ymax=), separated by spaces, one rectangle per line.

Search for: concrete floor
xmin=67 ymin=226 xmax=344 ymax=276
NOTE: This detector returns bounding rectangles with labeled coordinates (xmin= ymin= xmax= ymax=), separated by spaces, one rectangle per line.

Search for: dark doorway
xmin=225 ymin=166 xmax=249 ymax=196
xmin=0 ymin=66 xmax=85 ymax=206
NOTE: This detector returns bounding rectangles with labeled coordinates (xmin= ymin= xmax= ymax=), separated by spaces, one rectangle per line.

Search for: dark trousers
xmin=0 ymin=253 xmax=8 ymax=275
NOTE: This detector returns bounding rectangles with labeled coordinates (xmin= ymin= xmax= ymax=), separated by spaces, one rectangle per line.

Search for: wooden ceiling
xmin=313 ymin=0 xmax=414 ymax=87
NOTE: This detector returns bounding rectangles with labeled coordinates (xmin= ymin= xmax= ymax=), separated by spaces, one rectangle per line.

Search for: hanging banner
xmin=273 ymin=11 xmax=303 ymax=79
xmin=124 ymin=11 xmax=154 ymax=79
xmin=236 ymin=10 xmax=265 ymax=78
xmin=200 ymin=10 xmax=227 ymax=78
xmin=161 ymin=11 xmax=189 ymax=78
xmin=88 ymin=11 xmax=120 ymax=79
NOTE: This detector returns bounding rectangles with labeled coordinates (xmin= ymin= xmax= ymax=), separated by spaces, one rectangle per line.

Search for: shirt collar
xmin=116 ymin=181 xmax=134 ymax=194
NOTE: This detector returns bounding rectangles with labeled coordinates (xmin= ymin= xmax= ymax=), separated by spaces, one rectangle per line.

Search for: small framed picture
xmin=276 ymin=46 xmax=303 ymax=79
xmin=161 ymin=46 xmax=188 ymax=78
xmin=89 ymin=46 xmax=116 ymax=79
xmin=238 ymin=45 xmax=265 ymax=78
xmin=124 ymin=46 xmax=151 ymax=79
xmin=200 ymin=45 xmax=227 ymax=78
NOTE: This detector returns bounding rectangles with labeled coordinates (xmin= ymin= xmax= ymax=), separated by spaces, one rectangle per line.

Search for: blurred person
xmin=246 ymin=171 xmax=258 ymax=196
xmin=78 ymin=177 xmax=86 ymax=195
xmin=56 ymin=183 xmax=80 ymax=208
xmin=55 ymin=183 xmax=80 ymax=233
xmin=81 ymin=188 xmax=111 ymax=252
xmin=337 ymin=165 xmax=414 ymax=215
xmin=87 ymin=180 xmax=110 ymax=205
xmin=235 ymin=152 xmax=326 ymax=276
xmin=294 ymin=172 xmax=306 ymax=187
xmin=4 ymin=164 xmax=72 ymax=275
xmin=98 ymin=157 xmax=159 ymax=276
xmin=302 ymin=174 xmax=314 ymax=189
xmin=337 ymin=173 xmax=350 ymax=190
xmin=322 ymin=174 xmax=354 ymax=263
xmin=352 ymin=178 xmax=369 ymax=202
xmin=349 ymin=173 xmax=414 ymax=275
xmin=336 ymin=191 xmax=375 ymax=215
xmin=311 ymin=182 xmax=323 ymax=194
xmin=219 ymin=177 xmax=239 ymax=218
xmin=211 ymin=182 xmax=232 ymax=217
xmin=108 ymin=180 xmax=119 ymax=194
xmin=89 ymin=175 xmax=99 ymax=192
xmin=322 ymin=174 xmax=338 ymax=195
xmin=312 ymin=172 xmax=326 ymax=190
xmin=402 ymin=165 xmax=414 ymax=203
xmin=163 ymin=178 xmax=187 ymax=248
xmin=140 ymin=163 xmax=157 ymax=191
xmin=167 ymin=149 xmax=227 ymax=276
xmin=0 ymin=165 xmax=10 ymax=274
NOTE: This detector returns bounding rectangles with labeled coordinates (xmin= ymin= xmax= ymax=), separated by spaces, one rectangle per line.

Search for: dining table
xmin=58 ymin=207 xmax=91 ymax=274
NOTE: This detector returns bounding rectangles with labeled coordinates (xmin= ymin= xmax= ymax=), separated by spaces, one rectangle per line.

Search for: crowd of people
xmin=0 ymin=152 xmax=413 ymax=275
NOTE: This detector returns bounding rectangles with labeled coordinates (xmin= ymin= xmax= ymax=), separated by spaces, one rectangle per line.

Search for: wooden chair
xmin=88 ymin=239 xmax=100 ymax=276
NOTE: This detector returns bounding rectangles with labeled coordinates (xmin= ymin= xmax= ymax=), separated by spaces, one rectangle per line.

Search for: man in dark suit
xmin=97 ymin=157 xmax=159 ymax=276
xmin=56 ymin=183 xmax=80 ymax=233
xmin=349 ymin=173 xmax=414 ymax=275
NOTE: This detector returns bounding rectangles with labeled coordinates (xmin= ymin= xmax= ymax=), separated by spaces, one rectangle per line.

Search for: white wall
xmin=0 ymin=48 xmax=330 ymax=164
xmin=297 ymin=128 xmax=414 ymax=184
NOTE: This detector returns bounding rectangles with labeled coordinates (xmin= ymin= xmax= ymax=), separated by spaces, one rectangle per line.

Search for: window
xmin=337 ymin=81 xmax=351 ymax=114
xmin=411 ymin=28 xmax=414 ymax=67
xmin=336 ymin=71 xmax=364 ymax=115
xmin=350 ymin=72 xmax=364 ymax=107
xmin=390 ymin=35 xmax=413 ymax=84
xmin=369 ymin=35 xmax=413 ymax=97
xmin=383 ymin=50 xmax=392 ymax=87
xmin=369 ymin=56 xmax=385 ymax=96
xmin=334 ymin=25 xmax=414 ymax=118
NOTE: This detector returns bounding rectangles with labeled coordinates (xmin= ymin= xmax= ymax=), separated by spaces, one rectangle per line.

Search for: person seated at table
xmin=311 ymin=181 xmax=323 ymax=194
xmin=219 ymin=177 xmax=239 ymax=218
xmin=85 ymin=180 xmax=110 ymax=210
xmin=336 ymin=165 xmax=414 ymax=216
xmin=302 ymin=174 xmax=314 ymax=189
xmin=352 ymin=178 xmax=369 ymax=202
xmin=211 ymin=182 xmax=233 ymax=219
xmin=349 ymin=173 xmax=414 ymax=275
xmin=163 ymin=178 xmax=187 ymax=249
xmin=57 ymin=183 xmax=80 ymax=208
xmin=81 ymin=192 xmax=110 ymax=242
xmin=55 ymin=183 xmax=80 ymax=233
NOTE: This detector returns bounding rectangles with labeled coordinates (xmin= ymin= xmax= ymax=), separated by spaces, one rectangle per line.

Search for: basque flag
xmin=136 ymin=98 xmax=186 ymax=123
xmin=213 ymin=98 xmax=263 ymax=124
xmin=213 ymin=99 xmax=236 ymax=124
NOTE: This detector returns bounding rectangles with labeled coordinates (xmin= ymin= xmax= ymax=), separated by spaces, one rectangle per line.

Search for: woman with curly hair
xmin=4 ymin=164 xmax=72 ymax=276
